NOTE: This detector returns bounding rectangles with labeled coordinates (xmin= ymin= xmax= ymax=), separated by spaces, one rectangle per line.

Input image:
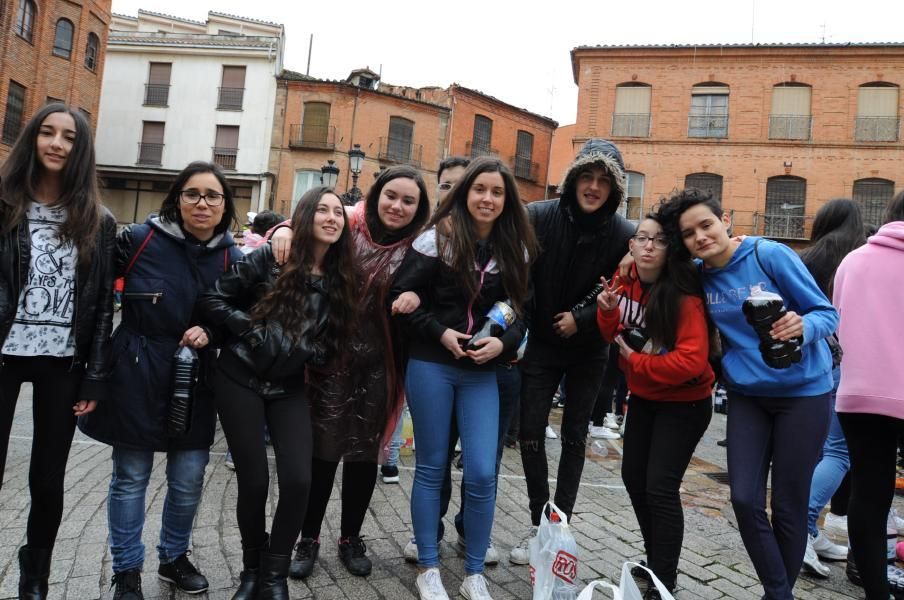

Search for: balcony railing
xmin=136 ymin=142 xmax=163 ymax=166
xmin=217 ymin=87 xmax=244 ymax=110
xmin=466 ymin=140 xmax=499 ymax=159
xmin=688 ymin=114 xmax=729 ymax=138
xmin=212 ymin=147 xmax=238 ymax=170
xmin=512 ymin=156 xmax=539 ymax=182
xmin=378 ymin=137 xmax=422 ymax=167
xmin=854 ymin=116 xmax=900 ymax=142
xmin=144 ymin=84 xmax=170 ymax=106
xmin=288 ymin=124 xmax=336 ymax=150
xmin=768 ymin=115 xmax=812 ymax=140
xmin=611 ymin=113 xmax=651 ymax=137
xmin=752 ymin=212 xmax=814 ymax=240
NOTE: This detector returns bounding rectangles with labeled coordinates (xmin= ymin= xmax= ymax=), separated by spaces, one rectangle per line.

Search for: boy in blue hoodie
xmin=658 ymin=189 xmax=837 ymax=600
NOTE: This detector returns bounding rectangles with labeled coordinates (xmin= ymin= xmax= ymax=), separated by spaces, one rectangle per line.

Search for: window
xmin=688 ymin=84 xmax=729 ymax=138
xmin=213 ymin=125 xmax=239 ymax=170
xmin=764 ymin=176 xmax=807 ymax=238
xmin=470 ymin=115 xmax=493 ymax=157
xmin=855 ymin=84 xmax=899 ymax=142
xmin=617 ymin=171 xmax=645 ymax=221
xmin=52 ymin=19 xmax=74 ymax=59
xmin=2 ymin=81 xmax=27 ymax=144
xmin=684 ymin=173 xmax=724 ymax=204
xmin=853 ymin=178 xmax=895 ymax=229
xmin=85 ymin=33 xmax=99 ymax=71
xmin=145 ymin=62 xmax=171 ymax=106
xmin=15 ymin=0 xmax=36 ymax=43
xmin=386 ymin=116 xmax=415 ymax=162
xmin=293 ymin=170 xmax=321 ymax=210
xmin=218 ymin=66 xmax=246 ymax=110
xmin=769 ymin=84 xmax=812 ymax=140
xmin=300 ymin=102 xmax=331 ymax=146
xmin=514 ymin=131 xmax=535 ymax=180
xmin=612 ymin=84 xmax=651 ymax=137
xmin=137 ymin=121 xmax=164 ymax=165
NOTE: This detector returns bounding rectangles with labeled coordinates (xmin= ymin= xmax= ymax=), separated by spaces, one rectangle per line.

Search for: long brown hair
xmin=0 ymin=104 xmax=100 ymax=263
xmin=250 ymin=187 xmax=359 ymax=357
xmin=428 ymin=157 xmax=537 ymax=315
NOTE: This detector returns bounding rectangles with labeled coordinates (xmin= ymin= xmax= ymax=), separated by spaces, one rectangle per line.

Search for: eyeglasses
xmin=437 ymin=182 xmax=454 ymax=191
xmin=181 ymin=190 xmax=225 ymax=206
xmin=631 ymin=234 xmax=669 ymax=250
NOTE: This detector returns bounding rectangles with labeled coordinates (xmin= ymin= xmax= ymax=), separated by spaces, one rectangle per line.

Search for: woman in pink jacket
xmin=833 ymin=190 xmax=904 ymax=600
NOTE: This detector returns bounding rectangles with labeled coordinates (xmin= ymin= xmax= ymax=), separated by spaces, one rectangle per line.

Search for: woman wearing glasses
xmin=596 ymin=211 xmax=714 ymax=597
xmin=79 ymin=161 xmax=242 ymax=599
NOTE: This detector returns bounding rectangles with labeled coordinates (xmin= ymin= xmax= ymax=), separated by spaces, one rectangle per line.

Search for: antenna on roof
xmin=306 ymin=34 xmax=313 ymax=76
xmin=750 ymin=0 xmax=756 ymax=43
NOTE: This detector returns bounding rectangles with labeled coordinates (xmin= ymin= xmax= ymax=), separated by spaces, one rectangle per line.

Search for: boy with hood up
xmin=510 ymin=139 xmax=635 ymax=564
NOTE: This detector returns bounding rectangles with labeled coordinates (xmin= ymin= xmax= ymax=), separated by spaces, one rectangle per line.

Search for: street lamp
xmin=320 ymin=159 xmax=339 ymax=188
xmin=344 ymin=143 xmax=366 ymax=205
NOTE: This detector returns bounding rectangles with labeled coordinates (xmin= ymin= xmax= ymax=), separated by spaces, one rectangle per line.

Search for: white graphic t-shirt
xmin=2 ymin=202 xmax=78 ymax=357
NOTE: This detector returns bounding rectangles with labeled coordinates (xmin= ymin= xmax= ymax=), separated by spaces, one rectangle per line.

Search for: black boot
xmin=254 ymin=552 xmax=290 ymax=600
xmin=233 ymin=541 xmax=266 ymax=600
xmin=18 ymin=546 xmax=51 ymax=600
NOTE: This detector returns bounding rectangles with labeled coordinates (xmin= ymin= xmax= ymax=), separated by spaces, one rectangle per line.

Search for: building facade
xmin=568 ymin=43 xmax=904 ymax=236
xmin=0 ymin=0 xmax=112 ymax=162
xmin=95 ymin=10 xmax=284 ymax=226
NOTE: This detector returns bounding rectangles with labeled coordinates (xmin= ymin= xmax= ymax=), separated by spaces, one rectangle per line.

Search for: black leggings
xmin=213 ymin=356 xmax=312 ymax=556
xmin=302 ymin=458 xmax=377 ymax=540
xmin=0 ymin=355 xmax=83 ymax=549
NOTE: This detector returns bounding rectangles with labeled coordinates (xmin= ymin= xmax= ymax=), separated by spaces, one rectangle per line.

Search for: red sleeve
xmin=626 ymin=296 xmax=710 ymax=386
xmin=596 ymin=306 xmax=620 ymax=342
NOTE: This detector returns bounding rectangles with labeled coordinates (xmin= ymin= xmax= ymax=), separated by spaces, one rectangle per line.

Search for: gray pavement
xmin=0 ymin=384 xmax=885 ymax=599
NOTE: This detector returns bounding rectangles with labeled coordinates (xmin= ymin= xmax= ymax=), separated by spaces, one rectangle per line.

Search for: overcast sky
xmin=111 ymin=0 xmax=904 ymax=125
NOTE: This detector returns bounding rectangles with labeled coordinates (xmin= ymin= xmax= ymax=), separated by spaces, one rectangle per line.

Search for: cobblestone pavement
xmin=0 ymin=385 xmax=889 ymax=599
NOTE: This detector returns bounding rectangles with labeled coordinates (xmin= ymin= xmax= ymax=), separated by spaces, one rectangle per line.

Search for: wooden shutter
xmin=215 ymin=125 xmax=239 ymax=149
xmin=141 ymin=121 xmax=164 ymax=144
xmin=148 ymin=63 xmax=172 ymax=85
xmin=221 ymin=66 xmax=246 ymax=88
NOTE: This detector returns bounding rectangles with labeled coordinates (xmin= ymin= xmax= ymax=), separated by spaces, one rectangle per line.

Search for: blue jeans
xmin=807 ymin=368 xmax=849 ymax=536
xmin=108 ymin=447 xmax=209 ymax=573
xmin=385 ymin=402 xmax=405 ymax=468
xmin=406 ymin=359 xmax=498 ymax=575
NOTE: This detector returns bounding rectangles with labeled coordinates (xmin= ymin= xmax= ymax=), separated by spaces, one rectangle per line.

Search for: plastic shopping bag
xmin=576 ymin=580 xmax=620 ymax=599
xmin=610 ymin=562 xmax=675 ymax=600
xmin=530 ymin=502 xmax=579 ymax=600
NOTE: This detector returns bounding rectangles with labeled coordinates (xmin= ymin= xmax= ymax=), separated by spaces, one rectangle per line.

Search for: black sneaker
xmin=381 ymin=464 xmax=400 ymax=484
xmin=846 ymin=556 xmax=861 ymax=587
xmin=717 ymin=438 xmax=728 ymax=447
xmin=289 ymin=537 xmax=319 ymax=579
xmin=338 ymin=536 xmax=372 ymax=577
xmin=112 ymin=568 xmax=144 ymax=600
xmin=157 ymin=552 xmax=209 ymax=594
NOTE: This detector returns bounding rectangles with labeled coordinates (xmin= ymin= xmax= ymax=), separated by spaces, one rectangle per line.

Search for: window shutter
xmin=148 ymin=63 xmax=172 ymax=85
xmin=141 ymin=121 xmax=164 ymax=144
xmin=221 ymin=66 xmax=246 ymax=88
xmin=858 ymin=86 xmax=899 ymax=117
xmin=772 ymin=86 xmax=811 ymax=116
xmin=615 ymin=86 xmax=651 ymax=114
xmin=216 ymin=125 xmax=239 ymax=149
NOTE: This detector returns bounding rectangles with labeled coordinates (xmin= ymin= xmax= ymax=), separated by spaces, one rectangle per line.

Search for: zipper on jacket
xmin=124 ymin=291 xmax=163 ymax=304
xmin=465 ymin=261 xmax=492 ymax=334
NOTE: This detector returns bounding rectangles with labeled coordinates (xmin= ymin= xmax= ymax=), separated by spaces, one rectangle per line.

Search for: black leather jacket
xmin=0 ymin=209 xmax=116 ymax=402
xmin=198 ymin=245 xmax=329 ymax=395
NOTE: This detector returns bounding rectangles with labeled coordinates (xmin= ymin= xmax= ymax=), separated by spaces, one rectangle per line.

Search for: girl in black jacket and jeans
xmin=0 ymin=103 xmax=115 ymax=599
xmin=200 ymin=187 xmax=359 ymax=600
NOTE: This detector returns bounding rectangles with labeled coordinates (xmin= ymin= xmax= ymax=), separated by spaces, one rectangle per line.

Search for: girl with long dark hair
xmin=0 ymin=103 xmax=115 ymax=599
xmin=388 ymin=157 xmax=537 ymax=600
xmin=200 ymin=187 xmax=359 ymax=600
xmin=596 ymin=211 xmax=714 ymax=597
xmin=78 ymin=161 xmax=242 ymax=598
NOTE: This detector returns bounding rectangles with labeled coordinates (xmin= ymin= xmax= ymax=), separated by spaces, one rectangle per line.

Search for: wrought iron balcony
xmin=688 ymin=113 xmax=729 ymax=138
xmin=611 ymin=113 xmax=651 ymax=137
xmin=854 ymin=116 xmax=900 ymax=142
xmin=768 ymin=115 xmax=812 ymax=141
xmin=136 ymin=142 xmax=163 ymax=166
xmin=144 ymin=84 xmax=170 ymax=106
xmin=512 ymin=156 xmax=539 ymax=182
xmin=378 ymin=137 xmax=422 ymax=167
xmin=217 ymin=87 xmax=244 ymax=110
xmin=752 ymin=212 xmax=814 ymax=240
xmin=466 ymin=140 xmax=499 ymax=159
xmin=212 ymin=147 xmax=238 ymax=170
xmin=288 ymin=124 xmax=336 ymax=150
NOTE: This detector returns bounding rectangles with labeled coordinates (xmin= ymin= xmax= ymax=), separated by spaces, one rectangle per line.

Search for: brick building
xmin=0 ymin=0 xmax=112 ymax=162
xmin=566 ymin=43 xmax=904 ymax=236
xmin=270 ymin=71 xmax=557 ymax=215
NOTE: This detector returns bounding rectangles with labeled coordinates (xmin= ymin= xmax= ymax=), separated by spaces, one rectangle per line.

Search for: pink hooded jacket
xmin=833 ymin=221 xmax=904 ymax=418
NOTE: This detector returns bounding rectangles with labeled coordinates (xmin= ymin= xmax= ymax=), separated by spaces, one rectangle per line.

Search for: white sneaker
xmin=456 ymin=534 xmax=499 ymax=566
xmin=802 ymin=535 xmax=830 ymax=578
xmin=459 ymin=573 xmax=493 ymax=600
xmin=589 ymin=425 xmax=621 ymax=440
xmin=891 ymin=508 xmax=904 ymax=536
xmin=545 ymin=426 xmax=558 ymax=439
xmin=812 ymin=531 xmax=848 ymax=561
xmin=823 ymin=513 xmax=848 ymax=540
xmin=404 ymin=537 xmax=419 ymax=563
xmin=603 ymin=413 xmax=619 ymax=429
xmin=509 ymin=526 xmax=537 ymax=565
xmin=619 ymin=413 xmax=627 ymax=436
xmin=416 ymin=567 xmax=450 ymax=600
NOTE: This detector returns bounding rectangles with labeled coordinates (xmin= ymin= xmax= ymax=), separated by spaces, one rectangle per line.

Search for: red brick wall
xmin=0 ymin=0 xmax=112 ymax=162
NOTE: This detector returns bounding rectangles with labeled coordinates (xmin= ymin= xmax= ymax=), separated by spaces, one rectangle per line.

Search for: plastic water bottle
xmin=590 ymin=440 xmax=608 ymax=458
xmin=463 ymin=301 xmax=515 ymax=351
xmin=742 ymin=285 xmax=802 ymax=369
xmin=888 ymin=510 xmax=899 ymax=564
xmin=168 ymin=345 xmax=198 ymax=437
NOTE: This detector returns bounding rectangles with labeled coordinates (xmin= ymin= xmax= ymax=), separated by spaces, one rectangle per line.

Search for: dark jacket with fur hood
xmin=526 ymin=139 xmax=635 ymax=349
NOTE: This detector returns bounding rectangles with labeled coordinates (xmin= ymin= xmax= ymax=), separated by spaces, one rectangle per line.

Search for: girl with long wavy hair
xmin=388 ymin=157 xmax=537 ymax=600
xmin=0 ymin=103 xmax=115 ymax=599
xmin=199 ymin=186 xmax=358 ymax=600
